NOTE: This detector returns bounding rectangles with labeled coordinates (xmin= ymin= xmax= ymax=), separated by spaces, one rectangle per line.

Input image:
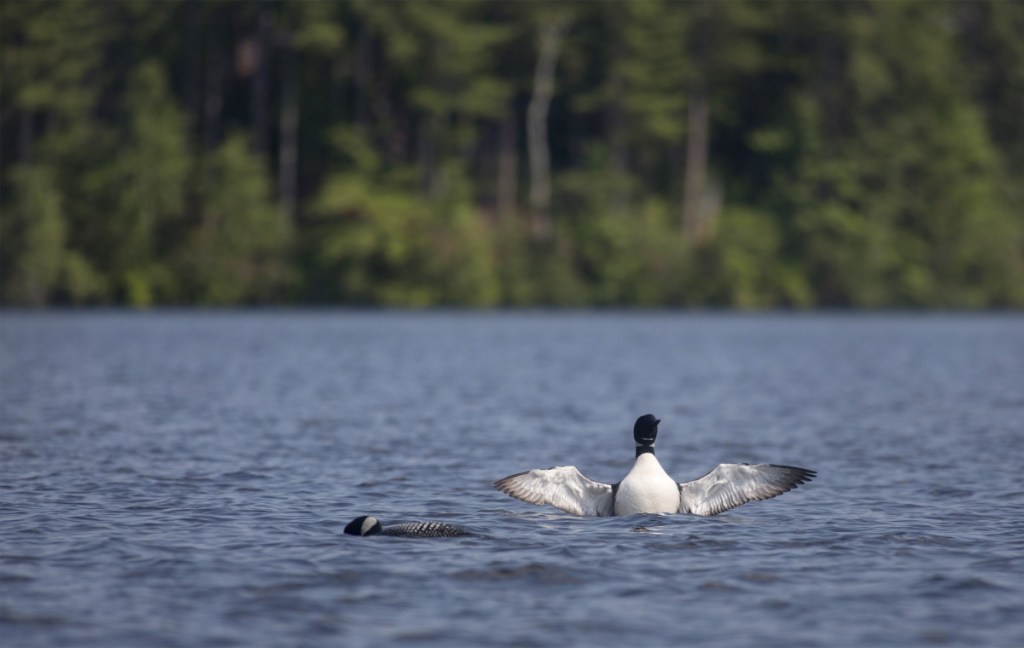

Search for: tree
xmin=185 ymin=133 xmax=294 ymax=304
xmin=112 ymin=61 xmax=192 ymax=306
xmin=3 ymin=165 xmax=67 ymax=305
xmin=784 ymin=1 xmax=1023 ymax=306
xmin=1 ymin=1 xmax=1021 ymax=308
xmin=526 ymin=11 xmax=572 ymax=240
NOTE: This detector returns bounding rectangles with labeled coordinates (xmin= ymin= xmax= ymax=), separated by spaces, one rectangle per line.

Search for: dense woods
xmin=2 ymin=0 xmax=1022 ymax=307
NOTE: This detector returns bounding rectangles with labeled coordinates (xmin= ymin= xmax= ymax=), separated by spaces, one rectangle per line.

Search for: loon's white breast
xmin=613 ymin=453 xmax=680 ymax=515
xmin=494 ymin=414 xmax=816 ymax=517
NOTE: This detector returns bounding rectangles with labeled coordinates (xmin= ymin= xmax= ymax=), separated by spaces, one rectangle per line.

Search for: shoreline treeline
xmin=2 ymin=1 xmax=1022 ymax=308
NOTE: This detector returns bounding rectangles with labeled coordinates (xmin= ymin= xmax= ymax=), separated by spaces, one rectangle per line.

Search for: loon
xmin=344 ymin=515 xmax=472 ymax=538
xmin=494 ymin=414 xmax=815 ymax=517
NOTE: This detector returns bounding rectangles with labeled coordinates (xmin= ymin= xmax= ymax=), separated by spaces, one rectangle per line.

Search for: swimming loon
xmin=494 ymin=414 xmax=815 ymax=517
xmin=344 ymin=515 xmax=472 ymax=538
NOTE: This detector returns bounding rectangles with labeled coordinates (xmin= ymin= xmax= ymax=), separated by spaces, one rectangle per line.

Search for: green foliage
xmin=785 ymin=1 xmax=1023 ymax=307
xmin=284 ymin=3 xmax=347 ymax=55
xmin=612 ymin=1 xmax=690 ymax=143
xmin=568 ymin=200 xmax=687 ymax=306
xmin=1 ymin=0 xmax=1021 ymax=308
xmin=112 ymin=61 xmax=192 ymax=306
xmin=310 ymin=169 xmax=498 ymax=306
xmin=186 ymin=134 xmax=294 ymax=304
xmin=2 ymin=163 xmax=109 ymax=305
xmin=4 ymin=165 xmax=68 ymax=305
xmin=712 ymin=206 xmax=812 ymax=309
xmin=1 ymin=0 xmax=110 ymax=119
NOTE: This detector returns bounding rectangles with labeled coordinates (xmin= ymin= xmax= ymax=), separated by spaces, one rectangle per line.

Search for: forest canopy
xmin=2 ymin=0 xmax=1022 ymax=308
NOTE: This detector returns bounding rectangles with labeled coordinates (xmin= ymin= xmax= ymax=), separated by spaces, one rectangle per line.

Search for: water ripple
xmin=2 ymin=312 xmax=1024 ymax=647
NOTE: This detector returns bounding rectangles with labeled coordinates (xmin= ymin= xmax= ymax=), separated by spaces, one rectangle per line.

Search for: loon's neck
xmin=635 ymin=445 xmax=655 ymax=458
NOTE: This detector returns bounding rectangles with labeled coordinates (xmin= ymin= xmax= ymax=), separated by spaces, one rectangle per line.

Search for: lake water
xmin=1 ymin=311 xmax=1022 ymax=647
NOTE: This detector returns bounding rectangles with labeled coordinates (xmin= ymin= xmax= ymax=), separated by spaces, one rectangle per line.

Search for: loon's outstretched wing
xmin=678 ymin=464 xmax=816 ymax=516
xmin=494 ymin=466 xmax=614 ymax=517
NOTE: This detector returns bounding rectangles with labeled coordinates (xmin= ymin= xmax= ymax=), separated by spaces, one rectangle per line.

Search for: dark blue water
xmin=2 ymin=312 xmax=1023 ymax=647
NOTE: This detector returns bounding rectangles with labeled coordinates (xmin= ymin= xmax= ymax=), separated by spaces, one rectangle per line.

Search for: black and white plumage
xmin=494 ymin=414 xmax=816 ymax=517
xmin=344 ymin=515 xmax=472 ymax=538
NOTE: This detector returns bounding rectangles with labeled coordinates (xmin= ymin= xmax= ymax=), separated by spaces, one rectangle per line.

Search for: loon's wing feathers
xmin=678 ymin=463 xmax=816 ymax=516
xmin=494 ymin=466 xmax=614 ymax=517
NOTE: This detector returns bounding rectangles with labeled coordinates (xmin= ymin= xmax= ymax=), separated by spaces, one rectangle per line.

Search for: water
xmin=2 ymin=311 xmax=1022 ymax=647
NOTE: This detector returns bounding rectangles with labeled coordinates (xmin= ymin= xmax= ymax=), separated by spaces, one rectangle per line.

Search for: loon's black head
xmin=344 ymin=516 xmax=383 ymax=536
xmin=633 ymin=414 xmax=660 ymax=446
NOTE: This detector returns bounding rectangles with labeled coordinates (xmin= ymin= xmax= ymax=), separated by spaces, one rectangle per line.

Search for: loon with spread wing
xmin=494 ymin=414 xmax=815 ymax=517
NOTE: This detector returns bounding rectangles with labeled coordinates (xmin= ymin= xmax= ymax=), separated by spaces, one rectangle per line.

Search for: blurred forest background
xmin=2 ymin=0 xmax=1022 ymax=308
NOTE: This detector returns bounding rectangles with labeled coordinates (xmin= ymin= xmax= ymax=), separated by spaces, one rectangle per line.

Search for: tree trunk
xmin=605 ymin=97 xmax=629 ymax=217
xmin=184 ymin=1 xmax=202 ymax=142
xmin=354 ymin=23 xmax=371 ymax=129
xmin=681 ymin=89 xmax=709 ymax=244
xmin=497 ymin=103 xmax=518 ymax=223
xmin=203 ymin=43 xmax=224 ymax=151
xmin=527 ymin=15 xmax=570 ymax=240
xmin=418 ymin=113 xmax=439 ymax=198
xmin=603 ymin=22 xmax=629 ymax=219
xmin=18 ymin=109 xmax=33 ymax=163
xmin=278 ymin=59 xmax=299 ymax=221
xmin=250 ymin=11 xmax=271 ymax=155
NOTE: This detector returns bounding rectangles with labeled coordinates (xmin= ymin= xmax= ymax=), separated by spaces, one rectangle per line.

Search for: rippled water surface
xmin=2 ymin=312 xmax=1023 ymax=647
